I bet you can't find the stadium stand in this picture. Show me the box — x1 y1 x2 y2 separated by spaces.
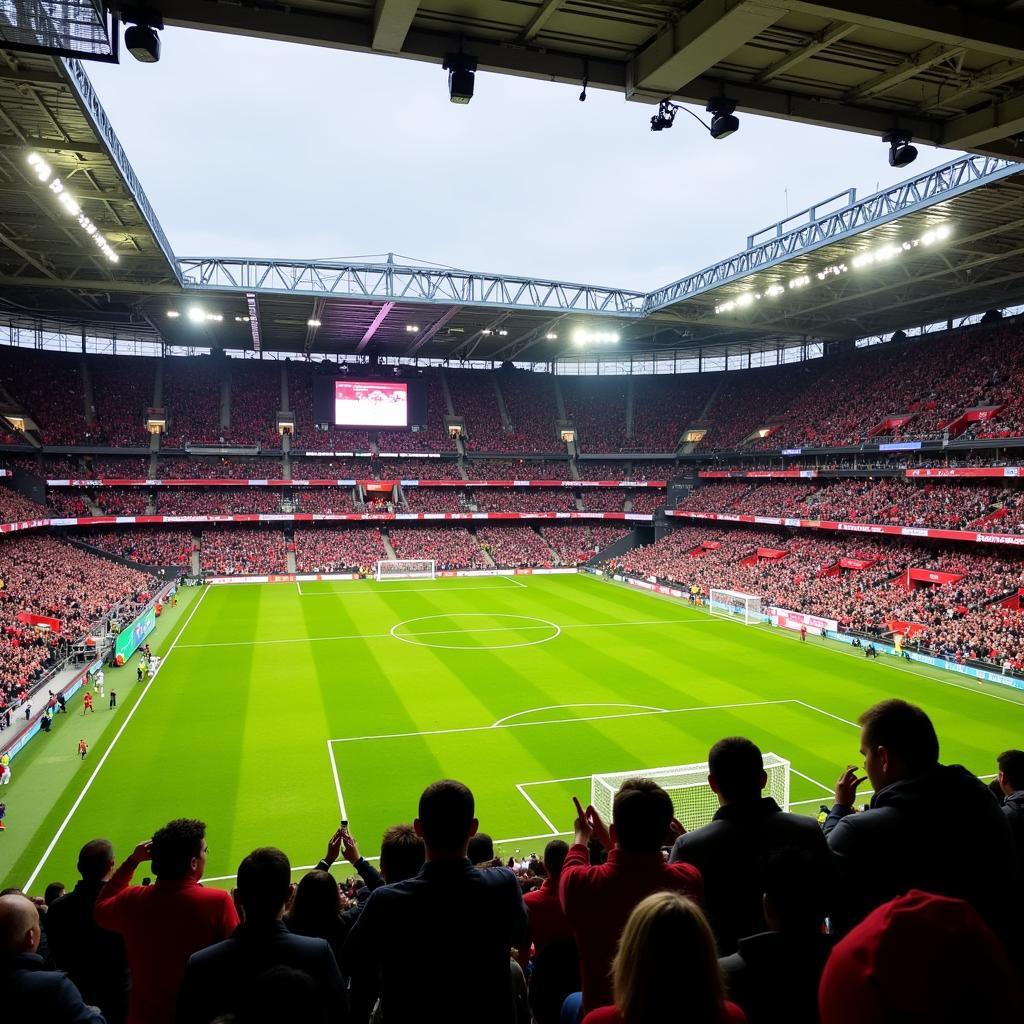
224 359 283 447
473 488 577 513
477 525 555 567
289 458 378 479
376 371 453 452
161 356 224 447
295 489 358 514
87 353 156 446
157 488 284 515
293 526 386 573
156 458 282 480
200 527 287 575
464 460 571 480
80 528 193 567
388 526 489 569
403 488 467 513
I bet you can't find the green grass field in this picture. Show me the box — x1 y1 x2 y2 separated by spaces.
5 572 1024 891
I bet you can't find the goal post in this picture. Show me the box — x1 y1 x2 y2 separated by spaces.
590 753 790 833
375 559 436 582
709 588 765 625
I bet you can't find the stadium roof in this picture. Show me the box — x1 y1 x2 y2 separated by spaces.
2 44 1024 364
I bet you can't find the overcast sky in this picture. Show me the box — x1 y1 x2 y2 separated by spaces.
88 28 963 292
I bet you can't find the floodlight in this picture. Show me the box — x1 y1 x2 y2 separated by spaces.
884 131 917 168
706 96 739 139
307 319 322 327
125 24 160 62
443 54 477 104
187 307 205 323
166 310 180 318
545 332 558 340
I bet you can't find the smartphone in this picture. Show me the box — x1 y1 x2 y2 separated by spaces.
340 819 349 832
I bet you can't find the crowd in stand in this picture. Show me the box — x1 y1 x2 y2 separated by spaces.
626 491 664 515
477 526 554 568
474 489 578 513
562 377 629 454
579 490 625 512
88 354 156 446
5 719 1021 1024
289 459 376 480
292 528 386 574
47 492 91 517
94 490 151 516
157 489 283 516
542 525 598 565
156 460 282 480
402 488 466 513
0 487 49 522
0 536 151 707
80 529 193 567
376 372 452 453
199 528 287 575
465 461 571 480
389 527 489 569
608 526 1024 669
295 490 358 515
161 358 225 447
631 374 718 452
222 361 283 447
679 478 1024 533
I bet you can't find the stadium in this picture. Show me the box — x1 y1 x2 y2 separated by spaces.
1 3 1024 1022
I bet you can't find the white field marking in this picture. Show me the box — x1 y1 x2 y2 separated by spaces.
201 829 579 884
788 772 998 809
790 767 835 795
518 774 592 788
390 613 562 651
791 700 860 730
296 580 304 596
500 575 529 589
24 586 212 893
515 784 560 834
328 699 794 744
327 741 347 820
175 615 722 651
492 703 669 728
295 582 528 597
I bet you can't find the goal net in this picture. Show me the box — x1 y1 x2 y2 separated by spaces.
375 559 436 582
590 753 790 833
709 588 764 625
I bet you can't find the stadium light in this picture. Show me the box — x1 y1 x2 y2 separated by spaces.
405 325 420 333
307 319 322 327
25 152 119 263
443 54 477 104
166 310 180 319
545 333 558 340
122 8 164 63
884 130 918 168
572 328 620 345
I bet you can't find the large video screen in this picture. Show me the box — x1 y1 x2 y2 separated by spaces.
312 376 427 431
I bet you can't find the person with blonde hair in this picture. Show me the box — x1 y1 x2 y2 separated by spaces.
582 892 746 1024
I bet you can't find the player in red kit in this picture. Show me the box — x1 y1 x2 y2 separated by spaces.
83 692 94 714
78 738 88 759
800 624 807 642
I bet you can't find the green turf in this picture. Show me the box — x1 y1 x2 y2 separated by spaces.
5 573 1024 891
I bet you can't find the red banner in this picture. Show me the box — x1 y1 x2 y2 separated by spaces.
839 557 877 570
908 568 965 585
905 467 1021 478
16 611 61 632
46 477 668 489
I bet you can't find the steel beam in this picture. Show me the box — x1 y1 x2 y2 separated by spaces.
843 42 963 102
942 91 1024 151
355 301 394 353
754 22 854 83
630 0 780 97
406 304 460 355
519 0 566 43
372 0 419 53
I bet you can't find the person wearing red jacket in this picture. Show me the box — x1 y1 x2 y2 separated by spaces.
518 839 573 967
94 818 239 1024
559 781 704 1018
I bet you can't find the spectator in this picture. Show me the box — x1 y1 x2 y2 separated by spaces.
343 779 527 1024
176 847 348 1024
0 891 105 1023
823 700 1019 941
818 890 1021 1024
669 737 831 953
519 839 573 967
468 832 497 865
996 748 1024 871
719 849 833 1024
46 839 130 1024
94 819 239 1024
560 780 704 1017
581 891 745 1024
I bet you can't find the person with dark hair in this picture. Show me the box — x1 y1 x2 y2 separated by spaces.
0 892 106 1024
996 748 1024 871
177 847 348 1024
818 890 1021 1024
718 848 834 1024
519 839 573 967
560 779 704 1017
823 699 1019 939
670 737 830 953
44 882 66 907
230 966 328 1024
47 839 131 1024
468 832 497 865
582 892 745 1024
94 819 239 1024
343 779 527 1024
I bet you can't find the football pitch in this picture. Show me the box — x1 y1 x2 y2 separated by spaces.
7 573 1024 891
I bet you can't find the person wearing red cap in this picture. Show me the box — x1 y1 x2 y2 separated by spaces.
818 890 1021 1024
823 699 1018 942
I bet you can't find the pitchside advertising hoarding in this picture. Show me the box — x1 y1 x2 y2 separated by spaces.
115 605 156 662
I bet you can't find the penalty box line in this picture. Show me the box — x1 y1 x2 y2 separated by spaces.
297 578 529 597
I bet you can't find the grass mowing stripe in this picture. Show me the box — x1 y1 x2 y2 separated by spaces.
23 586 211 892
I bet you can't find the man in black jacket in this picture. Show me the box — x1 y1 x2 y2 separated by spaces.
996 748 1024 871
668 736 831 954
0 892 105 1024
719 847 834 1024
176 847 348 1024
824 699 1019 942
46 839 130 1024
343 779 528 1024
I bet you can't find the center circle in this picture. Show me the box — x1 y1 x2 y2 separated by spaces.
389 613 562 651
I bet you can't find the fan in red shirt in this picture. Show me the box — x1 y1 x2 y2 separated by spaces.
582 890 745 1024
82 692 93 714
560 781 705 1016
94 819 239 1024
518 839 573 967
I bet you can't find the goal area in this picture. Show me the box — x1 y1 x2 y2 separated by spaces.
709 588 764 625
375 559 436 582
590 753 790 833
